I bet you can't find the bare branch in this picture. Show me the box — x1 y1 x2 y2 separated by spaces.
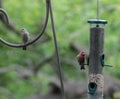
33 54 54 74
70 42 89 54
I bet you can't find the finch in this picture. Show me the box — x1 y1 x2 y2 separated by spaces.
77 51 85 70
21 28 29 50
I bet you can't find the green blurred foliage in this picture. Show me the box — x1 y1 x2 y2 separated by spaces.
0 0 120 98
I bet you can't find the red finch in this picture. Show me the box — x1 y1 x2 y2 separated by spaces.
77 51 85 70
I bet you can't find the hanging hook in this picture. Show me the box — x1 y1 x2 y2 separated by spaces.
0 8 9 24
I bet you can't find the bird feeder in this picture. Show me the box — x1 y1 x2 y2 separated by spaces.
87 19 107 99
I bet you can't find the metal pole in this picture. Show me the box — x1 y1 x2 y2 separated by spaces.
87 19 107 99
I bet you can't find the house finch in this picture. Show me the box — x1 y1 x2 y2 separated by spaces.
21 28 29 50
77 51 85 70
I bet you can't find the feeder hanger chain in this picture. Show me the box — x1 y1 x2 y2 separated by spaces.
97 0 100 20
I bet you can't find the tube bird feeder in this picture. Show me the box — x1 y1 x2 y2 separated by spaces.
87 19 107 99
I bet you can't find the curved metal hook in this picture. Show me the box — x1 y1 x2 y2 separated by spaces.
0 1 66 99
0 8 9 24
0 0 50 48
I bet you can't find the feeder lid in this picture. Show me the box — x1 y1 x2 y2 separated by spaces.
88 19 108 24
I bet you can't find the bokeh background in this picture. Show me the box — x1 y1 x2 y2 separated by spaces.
0 0 120 99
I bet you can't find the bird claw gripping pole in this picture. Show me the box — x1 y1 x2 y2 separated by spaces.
0 0 66 99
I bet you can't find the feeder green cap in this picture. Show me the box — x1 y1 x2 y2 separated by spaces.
88 19 108 24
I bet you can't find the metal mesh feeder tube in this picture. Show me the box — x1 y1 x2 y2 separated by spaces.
87 19 107 99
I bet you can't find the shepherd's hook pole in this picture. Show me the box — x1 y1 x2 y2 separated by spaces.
0 0 66 99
